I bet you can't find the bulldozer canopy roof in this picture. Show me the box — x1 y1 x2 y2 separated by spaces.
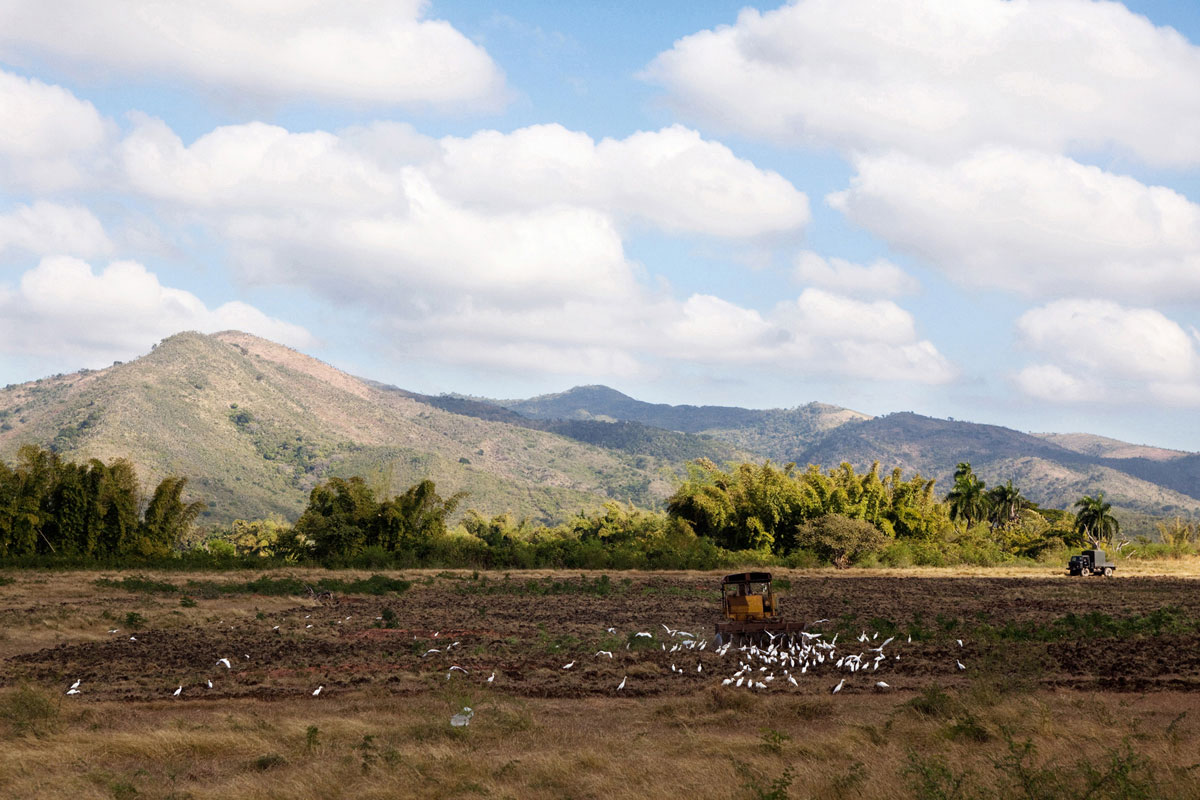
722 571 772 585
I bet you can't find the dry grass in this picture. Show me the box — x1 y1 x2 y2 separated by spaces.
1 686 1198 799
6 566 1200 798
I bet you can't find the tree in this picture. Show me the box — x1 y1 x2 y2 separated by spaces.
1074 493 1120 548
987 480 1027 531
795 513 888 569
294 477 378 558
139 476 206 555
945 462 989 532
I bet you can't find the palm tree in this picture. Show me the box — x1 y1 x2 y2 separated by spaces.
1074 492 1119 548
946 462 989 532
987 480 1026 530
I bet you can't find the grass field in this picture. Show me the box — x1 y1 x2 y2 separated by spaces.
4 564 1200 799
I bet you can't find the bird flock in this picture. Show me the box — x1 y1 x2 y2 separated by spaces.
62 610 969 703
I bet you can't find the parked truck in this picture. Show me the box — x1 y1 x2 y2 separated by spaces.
1068 549 1116 577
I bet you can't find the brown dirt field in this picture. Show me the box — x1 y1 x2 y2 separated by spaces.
5 567 1200 799
5 569 1200 701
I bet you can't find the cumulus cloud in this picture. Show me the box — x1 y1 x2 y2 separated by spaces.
110 117 810 308
828 148 1200 303
0 69 110 189
644 0 1200 166
1015 299 1200 404
0 0 507 111
0 257 314 365
433 124 810 236
121 117 808 238
793 251 918 297
386 287 954 383
0 202 112 258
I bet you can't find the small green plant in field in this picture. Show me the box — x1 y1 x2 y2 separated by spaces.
0 576 13 587
109 781 138 800
903 751 972 800
179 596 197 608
907 685 957 720
759 726 791 754
253 753 286 771
304 725 320 752
831 761 867 797
123 611 146 628
947 712 991 743
734 760 793 800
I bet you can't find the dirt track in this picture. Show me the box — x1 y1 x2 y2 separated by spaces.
6 571 1200 701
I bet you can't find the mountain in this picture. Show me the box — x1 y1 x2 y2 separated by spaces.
791 413 1200 516
3 332 1197 531
501 385 871 458
0 332 733 525
494 390 1200 520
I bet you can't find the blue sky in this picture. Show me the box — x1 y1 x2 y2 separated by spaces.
1 0 1199 450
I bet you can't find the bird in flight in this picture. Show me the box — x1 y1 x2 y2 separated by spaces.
217 658 231 669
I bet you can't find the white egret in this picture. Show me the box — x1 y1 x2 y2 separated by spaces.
832 679 845 694
312 685 323 696
617 676 626 691
217 658 231 669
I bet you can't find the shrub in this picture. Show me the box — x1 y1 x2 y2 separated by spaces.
795 514 889 569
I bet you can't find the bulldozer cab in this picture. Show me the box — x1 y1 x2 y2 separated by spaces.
721 572 778 622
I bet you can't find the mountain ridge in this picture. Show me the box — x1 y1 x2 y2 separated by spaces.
2 331 1197 528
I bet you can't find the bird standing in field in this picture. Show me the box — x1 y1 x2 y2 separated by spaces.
173 685 182 697
487 671 496 684
312 685 323 696
832 678 845 694
562 661 575 670
617 676 626 691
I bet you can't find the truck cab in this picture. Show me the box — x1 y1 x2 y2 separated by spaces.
721 572 778 622
1068 549 1115 577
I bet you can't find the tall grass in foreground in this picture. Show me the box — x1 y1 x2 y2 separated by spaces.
0 681 1196 800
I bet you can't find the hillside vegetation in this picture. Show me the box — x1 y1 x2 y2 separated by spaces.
2 331 1198 531
0 333 707 524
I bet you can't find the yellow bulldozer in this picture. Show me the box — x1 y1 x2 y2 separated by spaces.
714 571 805 646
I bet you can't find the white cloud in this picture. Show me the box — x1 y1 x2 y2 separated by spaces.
0 0 507 111
1014 364 1096 404
0 257 314 365
644 0 1200 166
0 202 112 258
386 287 954 384
122 119 809 239
113 118 809 307
1015 299 1200 405
0 69 110 189
793 251 917 297
120 117 406 210
433 124 810 236
828 148 1200 303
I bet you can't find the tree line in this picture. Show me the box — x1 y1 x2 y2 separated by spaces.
0 445 204 559
0 446 1147 569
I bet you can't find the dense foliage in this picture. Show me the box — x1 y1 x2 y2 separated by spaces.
0 447 1166 570
0 445 203 558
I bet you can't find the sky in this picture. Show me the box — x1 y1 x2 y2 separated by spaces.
1 0 1200 450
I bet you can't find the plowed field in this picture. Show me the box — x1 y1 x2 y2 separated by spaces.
6 570 1200 701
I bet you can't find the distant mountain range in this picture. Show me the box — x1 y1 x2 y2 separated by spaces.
1 331 1197 530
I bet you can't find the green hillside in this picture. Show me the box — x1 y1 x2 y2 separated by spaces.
0 332 718 525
